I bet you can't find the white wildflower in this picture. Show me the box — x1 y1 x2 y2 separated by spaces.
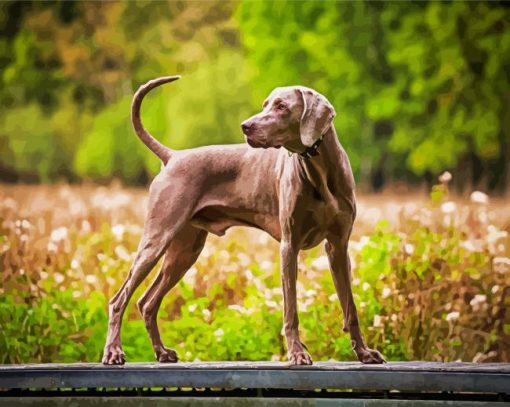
470 191 489 205
441 201 456 214
487 226 508 244
265 300 278 308
470 294 486 307
493 257 510 273
404 243 415 255
350 236 370 252
81 220 91 233
50 227 68 242
201 245 211 258
382 287 391 299
183 267 197 285
311 256 329 270
202 309 211 320
305 289 316 298
85 275 97 284
446 311 459 321
245 269 254 281
229 304 248 313
258 233 270 245
438 171 452 183
373 315 382 327
54 273 65 284
459 240 483 252
91 191 130 210
115 245 132 262
111 224 125 241
214 328 224 338
237 253 251 267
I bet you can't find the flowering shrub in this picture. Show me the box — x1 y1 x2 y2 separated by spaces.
0 179 508 363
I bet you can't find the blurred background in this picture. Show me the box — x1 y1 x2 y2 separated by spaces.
0 1 509 364
1 1 509 191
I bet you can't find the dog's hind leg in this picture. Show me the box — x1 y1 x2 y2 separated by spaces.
137 224 207 362
102 178 195 365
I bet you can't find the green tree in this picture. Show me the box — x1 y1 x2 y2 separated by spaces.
236 1 510 191
0 1 509 191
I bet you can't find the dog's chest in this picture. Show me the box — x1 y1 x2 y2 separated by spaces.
289 196 332 249
289 180 353 249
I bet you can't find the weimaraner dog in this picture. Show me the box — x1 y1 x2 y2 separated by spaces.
102 75 385 366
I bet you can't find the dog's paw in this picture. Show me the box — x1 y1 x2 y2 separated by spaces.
288 351 313 366
102 345 126 365
157 347 178 363
356 347 386 364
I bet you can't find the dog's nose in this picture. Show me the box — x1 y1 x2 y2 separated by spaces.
241 122 252 134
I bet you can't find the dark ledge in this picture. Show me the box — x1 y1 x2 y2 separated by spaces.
0 361 509 394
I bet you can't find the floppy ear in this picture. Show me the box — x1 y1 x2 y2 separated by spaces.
298 88 336 147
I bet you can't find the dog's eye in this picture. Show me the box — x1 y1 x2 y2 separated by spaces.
277 104 287 111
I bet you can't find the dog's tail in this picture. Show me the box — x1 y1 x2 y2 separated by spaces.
131 75 181 164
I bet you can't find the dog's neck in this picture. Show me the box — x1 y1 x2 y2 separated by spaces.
294 137 325 159
283 129 328 159
295 127 356 216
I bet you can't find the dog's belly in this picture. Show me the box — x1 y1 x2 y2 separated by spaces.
300 228 328 250
190 205 331 250
190 205 282 241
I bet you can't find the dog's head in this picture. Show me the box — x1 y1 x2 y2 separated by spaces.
241 86 336 152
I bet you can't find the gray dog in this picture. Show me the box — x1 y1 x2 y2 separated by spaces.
102 75 385 366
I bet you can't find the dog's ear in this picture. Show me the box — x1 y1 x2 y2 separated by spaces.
297 88 336 147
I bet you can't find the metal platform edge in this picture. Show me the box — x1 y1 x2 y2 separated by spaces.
0 397 509 406
0 362 509 394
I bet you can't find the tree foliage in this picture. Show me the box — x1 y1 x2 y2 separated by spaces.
0 1 509 191
237 1 510 191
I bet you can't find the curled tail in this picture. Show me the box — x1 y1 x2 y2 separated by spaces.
131 75 181 164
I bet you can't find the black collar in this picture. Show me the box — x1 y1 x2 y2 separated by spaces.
300 135 324 159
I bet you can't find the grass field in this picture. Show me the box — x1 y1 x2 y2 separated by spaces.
1 181 509 364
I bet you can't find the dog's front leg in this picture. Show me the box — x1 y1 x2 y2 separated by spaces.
325 235 385 364
280 240 312 365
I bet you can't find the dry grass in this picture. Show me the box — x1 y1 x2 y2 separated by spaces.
1 181 509 363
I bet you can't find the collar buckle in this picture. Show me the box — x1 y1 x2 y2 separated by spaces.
300 135 324 159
